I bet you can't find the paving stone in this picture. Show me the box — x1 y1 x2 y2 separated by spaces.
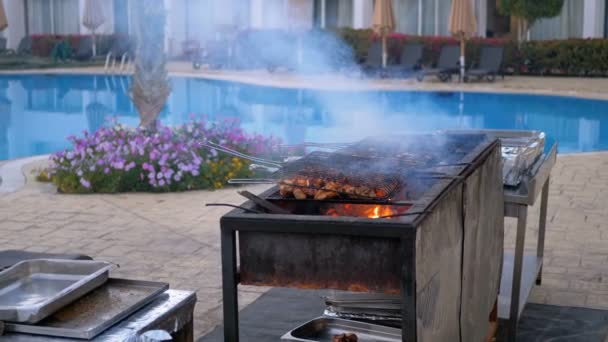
546 290 588 307
1 152 607 337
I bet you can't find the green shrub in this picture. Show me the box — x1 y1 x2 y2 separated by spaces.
47 119 281 194
332 29 608 76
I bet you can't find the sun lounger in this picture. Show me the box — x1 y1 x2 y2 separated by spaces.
16 36 32 55
384 42 424 78
73 36 94 61
416 44 460 82
361 41 384 77
466 46 504 82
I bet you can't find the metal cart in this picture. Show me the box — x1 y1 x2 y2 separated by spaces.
499 142 557 342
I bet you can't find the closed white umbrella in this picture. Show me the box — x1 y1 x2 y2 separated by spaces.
449 0 477 82
372 0 396 68
0 0 8 32
82 0 106 56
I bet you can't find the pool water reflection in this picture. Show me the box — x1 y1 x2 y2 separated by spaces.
1 74 608 161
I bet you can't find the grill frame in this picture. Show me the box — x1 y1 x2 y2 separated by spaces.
220 133 504 342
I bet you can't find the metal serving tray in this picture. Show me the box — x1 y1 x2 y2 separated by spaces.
3 278 169 340
281 317 402 342
0 259 111 324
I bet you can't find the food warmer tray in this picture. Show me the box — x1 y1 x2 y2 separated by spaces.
0 259 112 324
281 317 401 342
3 278 169 340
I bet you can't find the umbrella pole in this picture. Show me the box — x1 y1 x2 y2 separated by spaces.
459 34 465 82
382 34 387 68
92 31 97 57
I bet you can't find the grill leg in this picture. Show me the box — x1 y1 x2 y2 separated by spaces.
536 177 550 285
221 228 239 342
401 239 416 342
507 206 528 342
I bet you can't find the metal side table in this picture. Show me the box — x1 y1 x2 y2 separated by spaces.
499 143 557 342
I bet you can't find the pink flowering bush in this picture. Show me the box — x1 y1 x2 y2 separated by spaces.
48 118 280 193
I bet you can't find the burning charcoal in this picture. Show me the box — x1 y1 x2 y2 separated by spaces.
332 333 358 342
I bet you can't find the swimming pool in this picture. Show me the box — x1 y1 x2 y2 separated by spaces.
1 74 607 161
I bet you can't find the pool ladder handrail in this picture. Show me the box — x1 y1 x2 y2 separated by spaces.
104 52 134 75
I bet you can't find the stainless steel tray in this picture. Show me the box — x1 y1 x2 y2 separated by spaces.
4 278 169 340
0 259 111 324
281 317 402 342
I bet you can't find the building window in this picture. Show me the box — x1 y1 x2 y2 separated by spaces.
530 0 583 40
605 0 608 38
393 0 452 36
314 0 352 29
27 0 80 35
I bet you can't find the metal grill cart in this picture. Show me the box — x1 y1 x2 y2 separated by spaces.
450 129 557 342
500 142 557 342
220 133 505 342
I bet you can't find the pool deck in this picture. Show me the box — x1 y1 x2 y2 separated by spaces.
3 61 608 100
0 67 608 338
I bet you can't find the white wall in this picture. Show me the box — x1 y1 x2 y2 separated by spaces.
352 0 372 29
583 0 606 38
4 0 26 49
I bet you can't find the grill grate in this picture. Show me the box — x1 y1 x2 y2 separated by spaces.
275 151 405 201
272 134 486 202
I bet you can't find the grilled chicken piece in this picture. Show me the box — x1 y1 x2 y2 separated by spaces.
342 184 356 196
375 188 387 198
279 183 294 197
354 186 375 198
293 188 307 199
314 190 338 200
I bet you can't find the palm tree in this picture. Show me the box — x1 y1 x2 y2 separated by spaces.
130 0 171 129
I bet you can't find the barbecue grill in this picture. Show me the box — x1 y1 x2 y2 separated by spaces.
220 132 505 342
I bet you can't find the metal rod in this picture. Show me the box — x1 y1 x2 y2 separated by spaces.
202 143 282 168
221 227 239 342
205 203 263 214
279 142 353 149
378 211 429 219
536 176 550 285
237 191 292 214
204 141 283 168
508 205 528 342
228 179 277 184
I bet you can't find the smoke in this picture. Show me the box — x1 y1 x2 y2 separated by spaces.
180 1 463 146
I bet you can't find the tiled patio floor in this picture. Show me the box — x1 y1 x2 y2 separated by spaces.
0 152 607 338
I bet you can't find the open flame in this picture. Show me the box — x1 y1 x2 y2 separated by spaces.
323 203 410 219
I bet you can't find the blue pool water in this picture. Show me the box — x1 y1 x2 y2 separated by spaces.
1 74 608 161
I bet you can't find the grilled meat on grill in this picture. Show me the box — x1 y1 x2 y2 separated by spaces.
333 333 358 342
279 175 392 200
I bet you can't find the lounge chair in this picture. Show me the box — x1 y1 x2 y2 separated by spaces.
16 36 32 55
416 45 460 82
0 37 10 54
110 37 133 58
384 42 424 78
466 46 504 82
73 36 94 61
361 41 384 77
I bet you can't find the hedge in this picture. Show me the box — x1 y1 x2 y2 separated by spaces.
30 34 125 57
335 28 608 77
